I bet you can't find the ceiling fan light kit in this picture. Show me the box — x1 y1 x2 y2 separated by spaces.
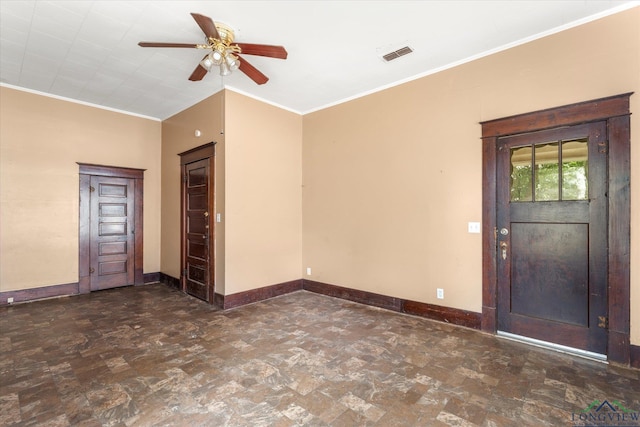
199 48 240 76
138 12 287 85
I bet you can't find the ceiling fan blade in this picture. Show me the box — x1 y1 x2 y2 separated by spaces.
138 42 199 48
191 12 220 40
234 43 288 59
189 57 209 81
237 55 269 85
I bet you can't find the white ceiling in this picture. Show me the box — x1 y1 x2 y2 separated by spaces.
1 1 638 120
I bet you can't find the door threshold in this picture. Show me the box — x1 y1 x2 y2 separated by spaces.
497 331 607 363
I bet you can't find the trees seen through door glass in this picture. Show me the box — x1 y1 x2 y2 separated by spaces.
510 138 588 202
535 143 560 201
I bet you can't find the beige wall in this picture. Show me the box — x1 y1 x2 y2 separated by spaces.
160 91 226 292
1 7 637 348
0 87 162 291
302 8 640 344
223 90 303 294
160 90 302 296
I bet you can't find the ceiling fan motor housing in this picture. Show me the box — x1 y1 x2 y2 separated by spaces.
212 23 235 45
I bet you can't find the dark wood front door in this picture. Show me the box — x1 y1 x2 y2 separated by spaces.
181 149 215 303
89 176 136 290
496 122 608 355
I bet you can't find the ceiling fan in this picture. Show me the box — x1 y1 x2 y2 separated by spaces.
138 13 287 85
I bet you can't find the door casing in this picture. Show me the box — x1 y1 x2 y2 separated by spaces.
78 163 145 293
480 93 632 365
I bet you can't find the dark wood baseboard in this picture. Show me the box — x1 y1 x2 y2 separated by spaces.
220 279 303 309
303 279 403 312
1 272 164 306
159 272 180 290
0 282 79 305
143 272 161 283
404 300 482 329
303 279 482 330
164 277 481 331
631 344 640 369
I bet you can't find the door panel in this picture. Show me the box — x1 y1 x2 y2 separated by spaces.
89 176 135 291
183 158 213 302
510 222 588 326
496 122 607 354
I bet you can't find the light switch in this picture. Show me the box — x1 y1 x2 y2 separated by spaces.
468 222 481 233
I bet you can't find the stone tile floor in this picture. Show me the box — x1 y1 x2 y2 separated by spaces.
0 284 638 426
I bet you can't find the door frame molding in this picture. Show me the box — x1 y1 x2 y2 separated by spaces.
78 163 145 293
479 93 632 364
179 142 216 303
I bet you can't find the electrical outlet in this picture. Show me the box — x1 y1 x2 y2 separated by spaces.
436 288 444 299
306 267 312 276
7 297 14 304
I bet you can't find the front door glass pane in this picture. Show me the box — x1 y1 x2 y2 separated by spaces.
510 146 532 202
535 142 559 201
561 139 588 200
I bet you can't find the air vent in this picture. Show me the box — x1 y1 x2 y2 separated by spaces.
381 46 414 62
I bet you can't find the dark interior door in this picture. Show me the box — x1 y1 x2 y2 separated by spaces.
89 176 135 291
182 158 213 302
496 122 607 355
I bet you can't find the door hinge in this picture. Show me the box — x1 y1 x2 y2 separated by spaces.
183 175 187 183
89 186 95 192
183 268 187 277
597 141 607 154
598 315 608 328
